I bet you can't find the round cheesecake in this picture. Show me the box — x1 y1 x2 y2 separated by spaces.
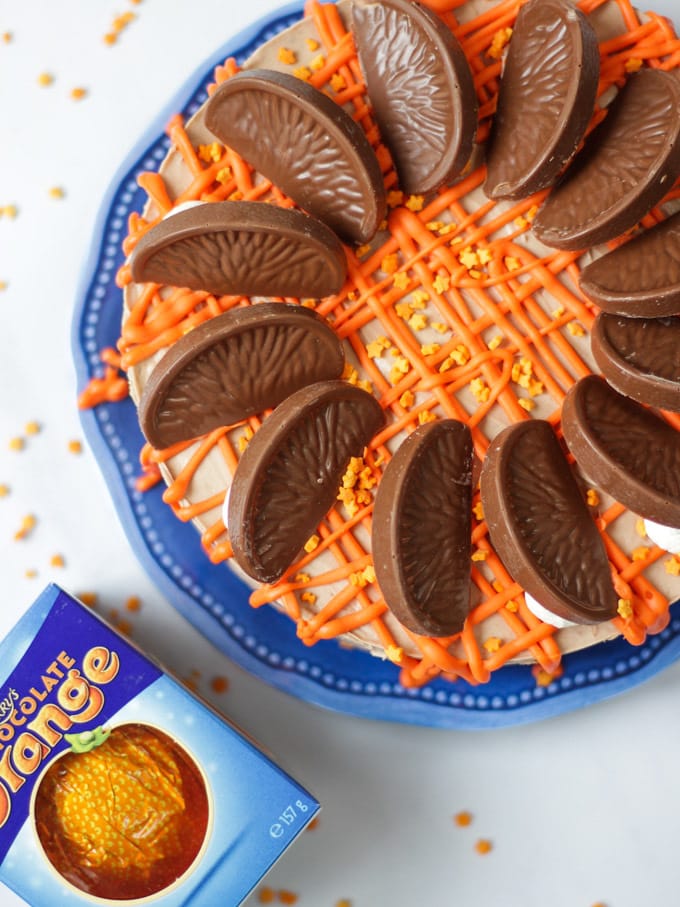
120 0 680 685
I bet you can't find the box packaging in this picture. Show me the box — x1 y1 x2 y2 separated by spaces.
0 584 319 906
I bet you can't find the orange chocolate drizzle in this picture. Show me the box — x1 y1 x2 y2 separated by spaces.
82 0 680 688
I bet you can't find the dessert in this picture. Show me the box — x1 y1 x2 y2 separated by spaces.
371 419 474 636
591 312 680 411
227 379 385 583
484 0 600 200
533 67 680 249
562 375 680 528
139 303 346 448
129 200 348 298
204 68 387 243
83 0 680 689
351 0 478 194
480 418 619 626
579 210 680 317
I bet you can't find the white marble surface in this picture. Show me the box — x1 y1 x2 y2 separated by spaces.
0 2 679 905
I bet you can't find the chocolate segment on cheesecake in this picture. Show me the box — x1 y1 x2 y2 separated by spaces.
562 375 680 527
139 304 346 448
480 419 618 625
579 211 680 317
351 0 478 195
484 0 599 200
227 380 385 584
371 420 473 637
533 69 680 250
129 201 348 298
591 313 680 412
204 69 387 244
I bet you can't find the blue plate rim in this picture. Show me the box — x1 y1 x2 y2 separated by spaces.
71 0 680 730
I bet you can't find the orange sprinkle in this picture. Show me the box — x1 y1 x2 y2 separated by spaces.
475 839 493 854
617 598 634 620
210 675 229 694
49 554 65 568
277 46 297 64
664 556 680 576
70 86 87 100
77 592 98 607
294 66 312 81
586 489 600 507
454 810 473 827
532 662 564 687
14 514 36 541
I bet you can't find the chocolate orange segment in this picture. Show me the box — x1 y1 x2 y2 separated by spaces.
562 374 680 527
533 69 680 250
34 724 209 901
228 380 385 583
204 69 386 244
480 420 618 624
129 200 347 298
484 0 599 200
351 0 477 195
579 211 680 317
591 313 680 412
139 304 345 449
371 420 473 637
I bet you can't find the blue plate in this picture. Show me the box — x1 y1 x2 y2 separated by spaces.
72 1 680 729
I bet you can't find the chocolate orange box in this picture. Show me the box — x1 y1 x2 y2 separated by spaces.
0 584 319 906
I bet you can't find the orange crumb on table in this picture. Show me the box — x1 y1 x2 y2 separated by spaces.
454 811 473 827
37 72 54 86
2 32 12 43
0 281 8 291
336 900 353 907
258 888 275 904
14 514 36 541
2 204 18 218
77 592 98 607
277 892 299 905
24 420 41 435
48 186 65 199
306 816 320 831
125 595 141 612
49 554 65 568
475 838 493 855
68 439 83 454
70 86 87 100
24 569 38 579
0 484 9 497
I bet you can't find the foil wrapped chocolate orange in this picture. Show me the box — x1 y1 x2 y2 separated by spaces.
33 723 210 901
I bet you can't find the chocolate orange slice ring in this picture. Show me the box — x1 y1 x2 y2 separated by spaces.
128 200 348 299
204 69 387 245
480 419 619 626
139 304 346 449
371 420 473 637
484 0 599 200
227 380 385 584
351 0 478 195
579 211 680 318
533 69 680 250
591 313 680 413
562 375 680 531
